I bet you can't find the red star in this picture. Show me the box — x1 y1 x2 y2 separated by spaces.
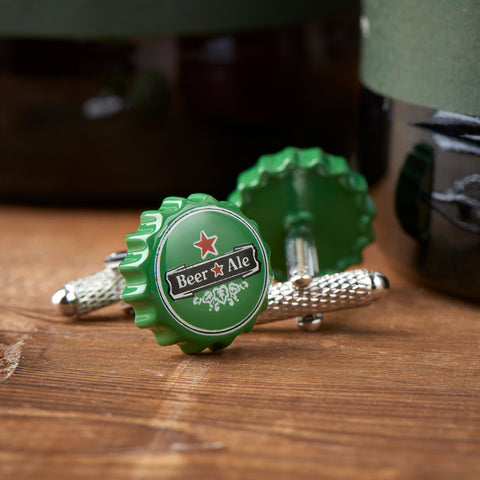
211 262 224 277
193 230 218 259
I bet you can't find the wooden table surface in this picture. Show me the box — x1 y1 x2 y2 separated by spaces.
0 204 479 480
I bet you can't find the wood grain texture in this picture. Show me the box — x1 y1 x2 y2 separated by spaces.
0 204 479 480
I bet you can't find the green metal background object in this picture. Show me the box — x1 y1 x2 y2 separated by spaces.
228 146 376 281
360 0 480 116
119 193 271 354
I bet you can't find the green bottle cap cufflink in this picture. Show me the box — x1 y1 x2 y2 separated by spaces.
52 147 389 354
228 146 376 281
120 194 271 354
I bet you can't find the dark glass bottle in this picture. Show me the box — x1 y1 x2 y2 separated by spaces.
0 15 360 207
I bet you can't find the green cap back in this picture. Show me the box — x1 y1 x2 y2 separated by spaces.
228 147 376 281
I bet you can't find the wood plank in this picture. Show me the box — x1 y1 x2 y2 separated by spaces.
0 205 479 479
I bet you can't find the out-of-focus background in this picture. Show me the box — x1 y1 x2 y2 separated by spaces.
0 0 361 207
1 0 479 299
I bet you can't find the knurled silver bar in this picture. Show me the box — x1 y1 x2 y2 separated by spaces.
52 267 126 316
52 267 387 319
256 269 385 324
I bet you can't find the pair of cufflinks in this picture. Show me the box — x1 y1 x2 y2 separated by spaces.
52 147 389 354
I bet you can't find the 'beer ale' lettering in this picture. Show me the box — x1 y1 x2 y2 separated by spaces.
166 244 261 300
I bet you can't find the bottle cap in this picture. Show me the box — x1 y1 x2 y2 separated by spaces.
119 193 271 353
228 146 376 281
